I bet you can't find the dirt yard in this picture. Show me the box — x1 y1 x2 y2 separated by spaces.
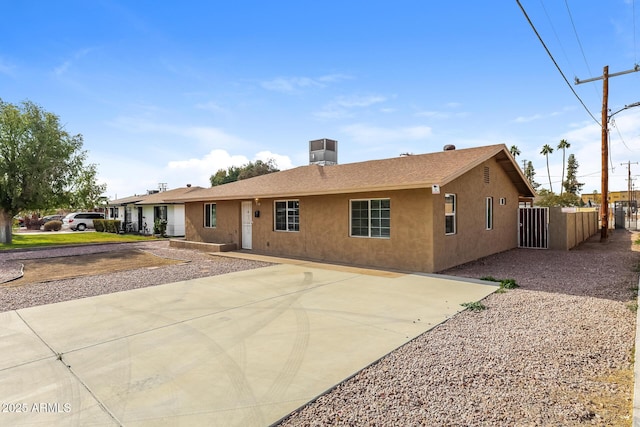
6 249 184 286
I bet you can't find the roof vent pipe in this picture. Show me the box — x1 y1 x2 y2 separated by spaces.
443 144 456 151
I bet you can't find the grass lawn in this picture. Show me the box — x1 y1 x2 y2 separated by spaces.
1 231 158 250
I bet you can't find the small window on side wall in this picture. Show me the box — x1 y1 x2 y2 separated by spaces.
445 193 456 235
486 197 493 230
204 203 216 228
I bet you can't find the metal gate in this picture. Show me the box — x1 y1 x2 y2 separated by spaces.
518 207 548 249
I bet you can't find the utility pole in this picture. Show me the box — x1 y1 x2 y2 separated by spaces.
622 161 638 228
575 64 640 242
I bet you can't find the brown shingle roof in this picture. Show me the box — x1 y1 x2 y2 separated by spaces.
109 186 204 206
168 144 535 202
135 186 204 205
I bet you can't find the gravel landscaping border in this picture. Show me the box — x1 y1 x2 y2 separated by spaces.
276 230 639 426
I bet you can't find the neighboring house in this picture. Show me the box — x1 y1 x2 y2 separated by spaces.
168 144 536 273
107 185 203 236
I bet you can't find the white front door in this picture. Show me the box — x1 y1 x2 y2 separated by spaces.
241 201 253 249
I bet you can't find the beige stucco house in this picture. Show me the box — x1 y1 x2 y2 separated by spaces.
168 144 535 273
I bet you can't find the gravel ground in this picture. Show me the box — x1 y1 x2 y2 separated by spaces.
1 232 638 426
277 230 639 427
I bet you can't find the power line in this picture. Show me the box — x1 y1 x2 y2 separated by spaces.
515 0 601 126
634 0 638 65
539 0 573 68
610 117 638 152
563 0 600 101
564 0 594 79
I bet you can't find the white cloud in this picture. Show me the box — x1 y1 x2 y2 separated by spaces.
513 114 543 123
97 148 295 199
52 48 94 77
261 76 321 93
334 95 386 108
254 151 294 169
107 116 250 150
261 73 351 93
0 57 15 76
315 95 387 119
414 102 468 120
513 107 574 123
529 110 640 194
165 149 294 190
414 110 469 120
341 123 432 143
195 101 227 114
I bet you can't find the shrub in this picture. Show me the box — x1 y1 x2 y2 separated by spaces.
154 219 168 237
24 214 43 230
461 301 487 311
98 220 122 234
43 220 62 231
93 219 105 232
499 279 519 289
480 276 519 291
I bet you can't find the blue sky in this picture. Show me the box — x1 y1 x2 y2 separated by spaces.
1 1 639 199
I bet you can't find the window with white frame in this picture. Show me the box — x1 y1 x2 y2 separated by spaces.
109 207 119 219
350 199 390 238
445 193 456 235
204 203 216 228
485 197 493 230
154 205 167 221
275 200 299 231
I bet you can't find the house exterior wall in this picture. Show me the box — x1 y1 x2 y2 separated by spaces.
185 189 435 272
182 158 526 273
185 200 242 244
431 158 522 272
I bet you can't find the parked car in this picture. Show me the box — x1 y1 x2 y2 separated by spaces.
62 212 105 231
42 214 64 224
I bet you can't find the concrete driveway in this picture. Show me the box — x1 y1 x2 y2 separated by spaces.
0 257 496 426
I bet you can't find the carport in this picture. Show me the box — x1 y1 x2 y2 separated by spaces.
0 257 496 426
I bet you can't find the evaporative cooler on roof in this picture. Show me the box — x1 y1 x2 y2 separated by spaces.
309 138 338 165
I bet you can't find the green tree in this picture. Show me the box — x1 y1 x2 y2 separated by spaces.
210 159 279 186
210 165 242 186
0 99 103 244
540 144 554 193
509 145 521 158
563 154 583 195
557 139 570 195
534 188 581 207
524 160 540 190
67 166 107 210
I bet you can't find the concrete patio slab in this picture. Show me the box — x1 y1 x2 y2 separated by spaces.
0 262 497 426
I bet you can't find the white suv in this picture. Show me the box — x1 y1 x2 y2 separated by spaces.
62 212 105 231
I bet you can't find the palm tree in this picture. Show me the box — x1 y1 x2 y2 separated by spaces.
509 145 521 158
557 139 570 195
540 144 554 193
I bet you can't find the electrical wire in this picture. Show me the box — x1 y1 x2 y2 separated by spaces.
539 0 573 69
564 0 594 80
610 117 637 152
634 0 637 65
515 0 601 126
563 0 601 101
